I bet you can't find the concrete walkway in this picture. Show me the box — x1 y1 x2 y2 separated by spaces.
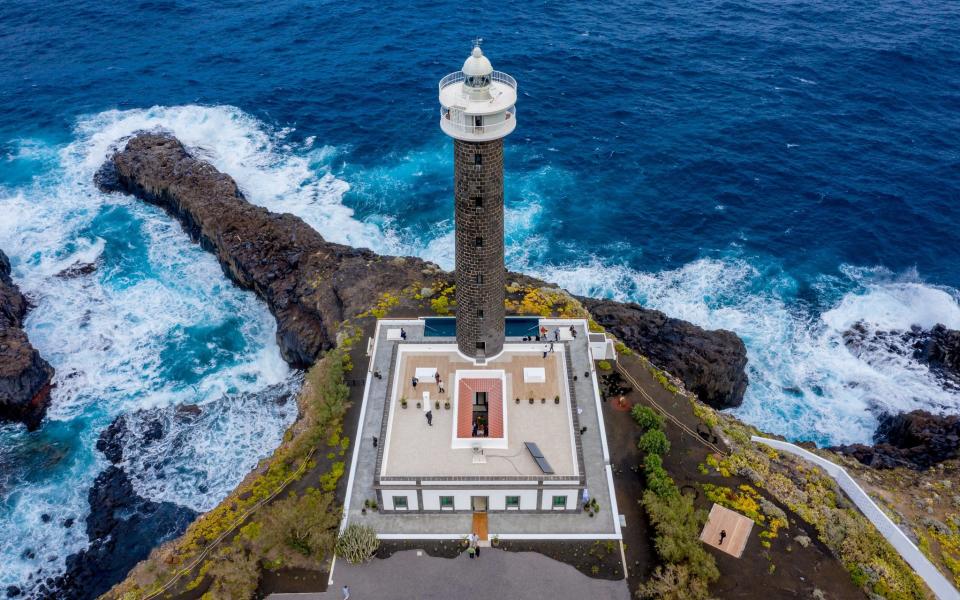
267 548 630 600
752 436 960 600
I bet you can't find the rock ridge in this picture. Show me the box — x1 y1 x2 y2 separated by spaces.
0 249 55 430
99 132 752 410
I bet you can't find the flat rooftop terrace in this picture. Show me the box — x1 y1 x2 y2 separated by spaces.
379 344 579 478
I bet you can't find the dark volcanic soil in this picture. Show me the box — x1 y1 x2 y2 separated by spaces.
611 353 865 599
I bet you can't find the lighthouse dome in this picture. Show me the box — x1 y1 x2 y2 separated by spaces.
462 46 493 79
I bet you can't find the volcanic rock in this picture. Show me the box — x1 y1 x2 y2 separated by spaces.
55 466 197 600
582 298 749 408
843 320 960 390
100 133 433 367
832 410 960 470
0 249 55 429
98 133 751 406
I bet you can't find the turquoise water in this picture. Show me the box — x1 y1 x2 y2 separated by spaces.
2 0 960 594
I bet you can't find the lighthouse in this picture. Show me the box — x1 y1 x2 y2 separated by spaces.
439 44 518 360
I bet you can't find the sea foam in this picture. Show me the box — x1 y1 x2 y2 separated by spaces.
78 105 960 447
0 107 297 593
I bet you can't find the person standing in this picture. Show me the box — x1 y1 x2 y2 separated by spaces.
548 341 554 353
425 410 433 426
554 328 560 342
412 376 418 389
569 325 577 339
439 381 445 394
719 529 727 545
342 585 350 599
435 371 441 385
400 327 407 340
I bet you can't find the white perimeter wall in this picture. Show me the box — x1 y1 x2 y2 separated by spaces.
380 488 579 511
381 488 420 511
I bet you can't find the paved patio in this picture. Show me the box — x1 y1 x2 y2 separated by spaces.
343 319 619 538
267 549 630 600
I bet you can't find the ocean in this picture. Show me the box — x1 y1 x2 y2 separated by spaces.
1 0 959 594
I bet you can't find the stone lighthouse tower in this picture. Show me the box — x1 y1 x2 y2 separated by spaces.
439 44 517 360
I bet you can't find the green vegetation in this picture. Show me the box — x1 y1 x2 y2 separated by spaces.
638 428 670 456
630 405 664 430
597 360 612 371
503 283 587 318
632 399 717 598
695 402 928 598
336 523 380 564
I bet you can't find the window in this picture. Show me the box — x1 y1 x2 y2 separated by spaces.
476 341 485 351
473 118 483 130
478 309 484 319
552 495 567 510
474 196 483 208
475 236 483 247
506 496 520 510
475 273 483 284
393 496 408 510
440 496 454 510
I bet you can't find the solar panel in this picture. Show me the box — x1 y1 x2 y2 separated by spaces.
524 441 554 474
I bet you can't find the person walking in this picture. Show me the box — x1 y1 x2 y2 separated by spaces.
540 325 548 338
400 327 407 340
474 536 481 558
719 529 727 545
412 376 418 389
434 371 441 385
425 410 433 426
548 341 554 353
569 325 577 339
543 346 548 359
554 328 560 342
342 585 350 599
439 381 445 394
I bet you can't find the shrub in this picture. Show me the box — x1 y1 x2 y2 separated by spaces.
630 405 664 431
597 360 612 371
643 453 676 499
202 543 260 600
638 429 671 456
258 488 338 564
643 490 718 583
336 523 380 564
637 563 711 600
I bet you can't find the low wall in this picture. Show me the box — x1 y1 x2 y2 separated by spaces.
751 436 960 600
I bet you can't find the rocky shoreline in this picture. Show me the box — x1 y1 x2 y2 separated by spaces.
98 132 751 409
0 249 54 430
40 413 200 599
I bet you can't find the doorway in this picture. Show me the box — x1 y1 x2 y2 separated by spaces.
471 496 488 512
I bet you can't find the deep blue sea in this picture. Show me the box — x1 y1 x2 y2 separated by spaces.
2 0 960 593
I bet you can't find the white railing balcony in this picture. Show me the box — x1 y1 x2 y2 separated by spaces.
438 70 518 94
439 105 516 140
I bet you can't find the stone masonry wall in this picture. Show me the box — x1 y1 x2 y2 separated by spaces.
454 138 505 359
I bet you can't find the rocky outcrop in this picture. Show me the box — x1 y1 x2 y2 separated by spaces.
99 133 434 367
582 298 749 408
0 250 54 430
98 132 750 405
50 414 199 599
53 466 198 600
843 320 960 390
832 410 960 470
